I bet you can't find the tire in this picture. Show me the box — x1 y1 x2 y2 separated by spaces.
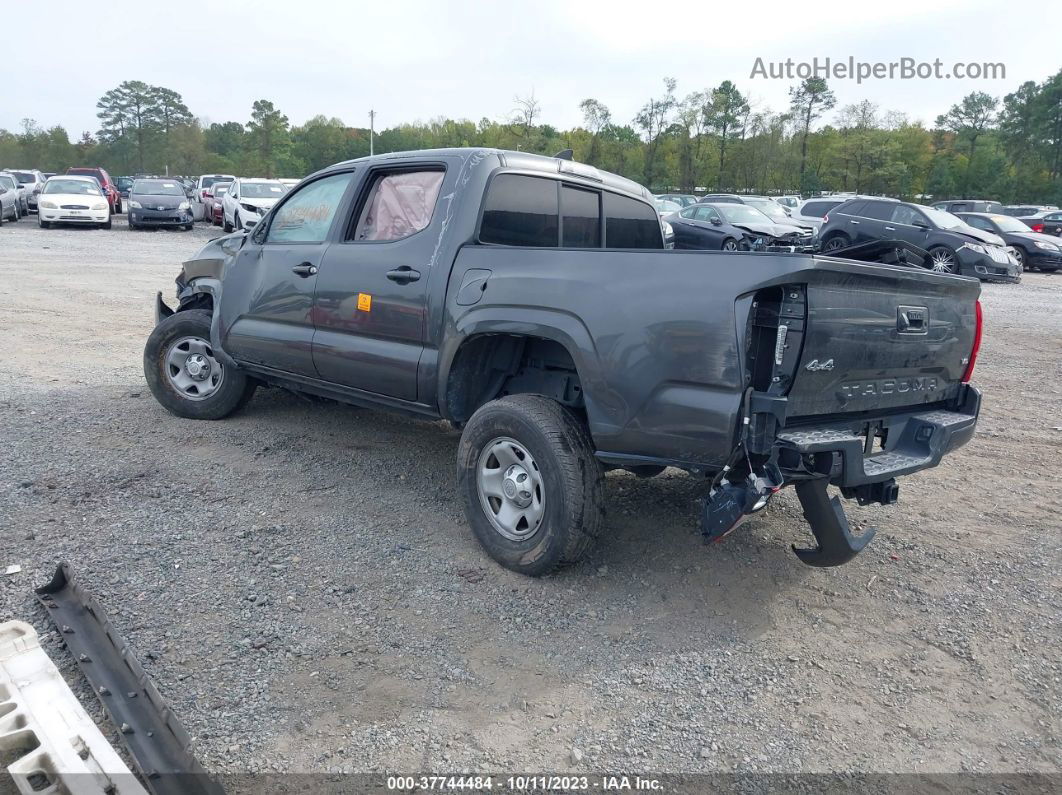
116 199 122 214
37 216 49 229
926 246 959 274
143 309 257 420
101 215 112 230
457 394 605 576
223 212 233 233
234 211 242 232
11 203 19 221
1012 247 1027 270
821 234 849 252
721 238 738 252
128 219 137 230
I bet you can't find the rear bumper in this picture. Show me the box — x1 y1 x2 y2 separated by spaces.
774 385 981 487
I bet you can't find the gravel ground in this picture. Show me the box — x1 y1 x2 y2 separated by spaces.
0 215 1060 786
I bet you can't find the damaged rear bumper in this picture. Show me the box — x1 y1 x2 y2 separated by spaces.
702 385 981 567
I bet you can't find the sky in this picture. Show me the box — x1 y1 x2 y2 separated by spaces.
4 0 1058 137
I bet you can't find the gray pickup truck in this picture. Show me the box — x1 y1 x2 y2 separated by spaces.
145 148 983 576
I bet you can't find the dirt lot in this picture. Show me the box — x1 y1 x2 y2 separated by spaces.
0 216 1060 784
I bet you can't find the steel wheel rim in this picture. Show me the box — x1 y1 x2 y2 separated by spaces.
164 335 225 400
929 249 956 273
476 436 545 542
723 240 737 251
1013 248 1024 267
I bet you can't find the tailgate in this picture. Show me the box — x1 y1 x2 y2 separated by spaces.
782 264 980 418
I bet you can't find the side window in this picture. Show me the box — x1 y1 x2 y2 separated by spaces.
266 172 354 244
604 192 662 249
962 215 991 232
861 202 895 221
480 174 559 247
840 200 866 217
679 206 698 219
891 205 924 226
352 169 444 242
703 207 721 223
802 200 837 217
561 185 600 248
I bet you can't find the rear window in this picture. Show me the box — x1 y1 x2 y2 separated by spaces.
604 192 662 249
480 174 559 247
837 200 866 216
800 200 841 217
561 185 601 248
10 171 35 183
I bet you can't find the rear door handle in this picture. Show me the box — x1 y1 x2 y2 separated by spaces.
386 266 421 284
292 263 317 277
849 220 860 225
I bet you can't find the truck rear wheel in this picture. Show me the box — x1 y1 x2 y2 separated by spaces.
143 309 256 420
457 394 604 576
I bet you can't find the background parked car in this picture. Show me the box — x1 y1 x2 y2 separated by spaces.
37 175 112 229
957 212 1062 272
0 173 21 224
653 197 682 217
5 169 45 212
742 196 815 231
670 202 812 250
66 167 122 214
222 178 287 231
0 172 26 218
193 174 235 221
1001 204 1057 217
210 182 231 225
932 199 1003 214
790 197 851 232
774 195 801 210
115 176 135 198
695 193 743 204
654 193 697 208
1015 209 1062 236
818 198 1019 281
127 178 195 231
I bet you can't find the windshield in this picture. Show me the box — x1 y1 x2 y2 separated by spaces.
43 179 103 195
201 176 231 189
745 199 789 221
10 171 36 183
719 204 774 225
921 206 965 230
0 176 15 190
988 215 1032 233
241 182 286 199
132 180 185 196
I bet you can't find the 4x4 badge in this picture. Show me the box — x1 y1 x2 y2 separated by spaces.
805 358 835 372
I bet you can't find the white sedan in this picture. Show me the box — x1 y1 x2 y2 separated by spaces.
37 176 112 229
222 179 288 232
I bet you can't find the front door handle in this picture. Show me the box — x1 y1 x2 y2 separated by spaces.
884 225 896 231
386 266 421 284
292 263 317 277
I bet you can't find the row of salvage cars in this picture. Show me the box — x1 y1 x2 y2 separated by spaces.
652 193 1053 282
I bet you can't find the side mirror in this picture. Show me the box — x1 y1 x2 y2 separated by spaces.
912 221 930 229
245 218 258 228
710 217 722 226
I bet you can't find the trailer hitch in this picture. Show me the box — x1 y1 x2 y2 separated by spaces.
792 478 876 567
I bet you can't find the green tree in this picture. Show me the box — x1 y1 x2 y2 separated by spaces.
245 99 291 177
96 80 157 171
935 91 998 192
708 81 749 190
789 77 836 192
634 78 677 188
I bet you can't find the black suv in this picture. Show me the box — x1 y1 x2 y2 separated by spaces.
818 198 1020 282
932 199 1003 214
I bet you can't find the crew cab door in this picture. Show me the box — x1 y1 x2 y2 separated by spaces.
217 171 356 376
311 164 449 402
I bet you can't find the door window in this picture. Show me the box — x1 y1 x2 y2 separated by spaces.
861 202 895 221
603 192 662 248
561 185 601 248
961 215 993 232
265 172 353 243
891 205 925 226
479 174 560 247
352 169 444 242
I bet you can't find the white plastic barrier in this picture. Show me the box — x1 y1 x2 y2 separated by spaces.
0 620 147 795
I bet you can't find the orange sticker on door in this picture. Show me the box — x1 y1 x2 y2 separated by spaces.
357 293 372 312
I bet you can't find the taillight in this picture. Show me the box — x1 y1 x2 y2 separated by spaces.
1032 223 1044 233
961 300 983 383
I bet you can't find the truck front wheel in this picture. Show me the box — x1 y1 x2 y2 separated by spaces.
143 309 256 420
458 394 605 576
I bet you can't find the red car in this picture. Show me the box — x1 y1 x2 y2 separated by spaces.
210 182 231 225
66 167 122 214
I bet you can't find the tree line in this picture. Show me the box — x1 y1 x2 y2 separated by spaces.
1 70 1060 203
